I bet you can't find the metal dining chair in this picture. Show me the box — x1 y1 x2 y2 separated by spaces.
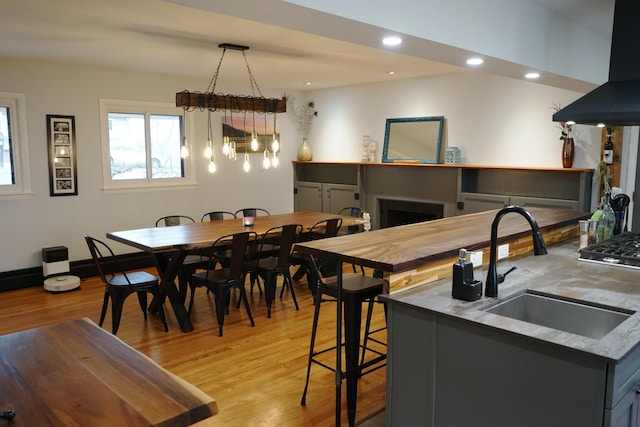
234 208 270 217
290 217 343 282
338 207 363 235
245 223 303 318
155 215 209 302
188 231 257 337
84 235 168 335
201 211 237 222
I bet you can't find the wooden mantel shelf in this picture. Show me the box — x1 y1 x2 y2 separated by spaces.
292 161 593 173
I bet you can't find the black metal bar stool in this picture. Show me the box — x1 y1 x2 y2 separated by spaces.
300 255 387 426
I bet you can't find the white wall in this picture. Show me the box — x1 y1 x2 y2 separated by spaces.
0 58 297 271
0 58 601 273
308 72 601 168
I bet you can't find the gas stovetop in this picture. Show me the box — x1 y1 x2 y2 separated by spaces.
579 232 640 269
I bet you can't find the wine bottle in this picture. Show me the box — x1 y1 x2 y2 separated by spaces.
604 134 614 165
597 192 616 242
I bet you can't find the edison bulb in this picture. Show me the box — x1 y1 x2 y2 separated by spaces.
243 153 251 172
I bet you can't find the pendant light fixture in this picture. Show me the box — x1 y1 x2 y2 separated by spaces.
176 43 285 173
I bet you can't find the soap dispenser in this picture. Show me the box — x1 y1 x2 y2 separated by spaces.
452 249 483 301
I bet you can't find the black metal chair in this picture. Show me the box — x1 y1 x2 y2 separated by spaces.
300 255 387 407
290 217 342 281
338 207 363 235
201 211 237 222
155 215 209 302
245 223 303 318
155 215 197 227
188 231 257 337
234 208 270 218
339 207 366 273
84 235 168 335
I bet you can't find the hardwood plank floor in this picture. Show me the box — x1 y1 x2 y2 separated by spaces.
0 270 387 426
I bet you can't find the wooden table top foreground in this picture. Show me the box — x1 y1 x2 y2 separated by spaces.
295 207 590 273
0 318 217 427
107 211 365 253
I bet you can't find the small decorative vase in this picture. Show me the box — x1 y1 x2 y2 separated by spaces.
561 136 574 168
297 137 313 161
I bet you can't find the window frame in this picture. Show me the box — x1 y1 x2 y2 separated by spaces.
99 99 196 192
0 92 32 197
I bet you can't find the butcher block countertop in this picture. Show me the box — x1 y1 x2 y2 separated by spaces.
295 208 589 288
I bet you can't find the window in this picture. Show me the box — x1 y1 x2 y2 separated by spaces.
0 92 31 196
100 99 195 190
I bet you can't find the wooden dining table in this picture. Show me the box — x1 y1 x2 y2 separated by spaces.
107 211 366 333
0 318 217 426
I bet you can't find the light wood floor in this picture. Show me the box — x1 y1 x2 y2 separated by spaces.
0 270 387 426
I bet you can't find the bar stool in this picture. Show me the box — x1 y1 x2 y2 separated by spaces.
300 255 387 424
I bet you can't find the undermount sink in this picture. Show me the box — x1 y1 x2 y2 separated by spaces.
483 290 634 340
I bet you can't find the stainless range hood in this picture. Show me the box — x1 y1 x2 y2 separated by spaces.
553 0 640 126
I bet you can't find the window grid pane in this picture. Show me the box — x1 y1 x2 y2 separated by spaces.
0 107 15 186
108 112 147 180
150 114 183 178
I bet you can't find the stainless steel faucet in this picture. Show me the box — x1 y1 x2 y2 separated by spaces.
485 206 548 297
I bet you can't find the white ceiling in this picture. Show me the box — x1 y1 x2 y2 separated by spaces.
0 0 615 93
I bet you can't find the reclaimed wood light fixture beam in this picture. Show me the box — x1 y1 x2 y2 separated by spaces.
175 43 286 114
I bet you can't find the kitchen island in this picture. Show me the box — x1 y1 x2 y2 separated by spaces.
381 240 640 427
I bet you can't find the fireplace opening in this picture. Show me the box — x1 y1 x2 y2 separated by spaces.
379 199 444 228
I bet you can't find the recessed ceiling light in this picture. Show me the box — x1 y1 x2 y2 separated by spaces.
597 123 606 128
466 57 484 66
304 82 312 86
382 36 402 46
566 120 576 125
387 71 395 75
525 72 540 79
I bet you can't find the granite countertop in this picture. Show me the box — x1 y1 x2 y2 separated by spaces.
381 240 640 362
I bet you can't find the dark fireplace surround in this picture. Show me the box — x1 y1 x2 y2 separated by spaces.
378 198 444 228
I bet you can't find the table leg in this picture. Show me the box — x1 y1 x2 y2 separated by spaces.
152 251 194 333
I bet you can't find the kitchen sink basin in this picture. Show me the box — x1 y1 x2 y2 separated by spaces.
483 290 634 340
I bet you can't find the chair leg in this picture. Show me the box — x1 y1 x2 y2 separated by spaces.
110 289 128 335
360 298 376 365
237 284 255 327
136 291 148 319
211 287 228 337
99 290 109 327
283 270 299 310
301 284 324 405
187 280 198 316
154 290 169 332
249 271 263 296
264 273 277 318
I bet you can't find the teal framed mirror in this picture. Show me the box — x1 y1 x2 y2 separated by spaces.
382 116 444 164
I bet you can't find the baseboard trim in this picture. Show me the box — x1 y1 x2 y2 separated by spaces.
0 252 155 292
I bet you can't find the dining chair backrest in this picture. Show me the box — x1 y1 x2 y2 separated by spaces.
156 215 196 227
235 208 270 218
307 217 342 241
339 207 362 235
339 207 362 218
84 235 128 286
201 211 236 222
259 224 303 268
207 231 257 281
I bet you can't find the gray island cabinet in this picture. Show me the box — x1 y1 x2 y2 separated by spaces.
382 242 640 427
